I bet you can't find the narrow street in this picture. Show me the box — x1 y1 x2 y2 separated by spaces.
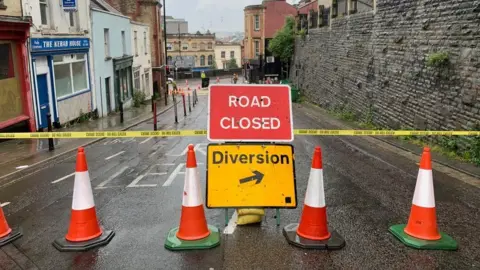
0 84 479 270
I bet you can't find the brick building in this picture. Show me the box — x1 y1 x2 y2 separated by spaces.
105 0 165 98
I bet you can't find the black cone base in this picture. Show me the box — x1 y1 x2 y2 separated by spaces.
53 229 115 252
283 223 345 250
0 227 22 247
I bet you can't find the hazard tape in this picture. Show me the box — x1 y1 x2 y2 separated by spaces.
0 130 479 139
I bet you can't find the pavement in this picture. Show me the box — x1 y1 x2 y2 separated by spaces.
0 78 479 269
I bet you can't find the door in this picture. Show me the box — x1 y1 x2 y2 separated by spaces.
105 77 111 113
36 74 50 129
114 70 120 111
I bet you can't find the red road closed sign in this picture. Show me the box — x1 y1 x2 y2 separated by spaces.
207 84 293 142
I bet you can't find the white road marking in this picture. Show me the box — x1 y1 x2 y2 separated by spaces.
105 151 125 160
177 163 204 175
157 163 175 166
140 137 153 144
162 163 185 186
1 202 10 207
166 143 208 157
127 174 158 188
16 165 29 170
95 166 129 189
223 211 238 234
51 172 75 184
148 173 168 176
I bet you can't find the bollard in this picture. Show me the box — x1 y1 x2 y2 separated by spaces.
119 101 124 124
153 102 157 131
188 93 191 113
47 112 54 151
182 93 187 117
151 95 154 112
173 93 178 124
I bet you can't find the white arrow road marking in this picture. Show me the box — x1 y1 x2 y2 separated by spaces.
1 202 10 207
51 172 75 184
223 211 238 234
166 143 208 157
105 151 125 160
163 163 185 186
96 166 129 189
140 137 153 144
127 174 161 188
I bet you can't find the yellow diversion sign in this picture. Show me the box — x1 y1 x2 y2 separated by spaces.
206 143 297 208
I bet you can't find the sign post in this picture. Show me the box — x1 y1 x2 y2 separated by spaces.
206 84 295 226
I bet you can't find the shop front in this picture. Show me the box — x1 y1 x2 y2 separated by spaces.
113 56 134 110
0 17 35 132
30 37 92 129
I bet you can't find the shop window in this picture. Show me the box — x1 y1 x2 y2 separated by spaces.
0 42 23 122
53 54 89 99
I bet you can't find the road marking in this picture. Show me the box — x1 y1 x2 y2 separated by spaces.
16 165 29 170
51 172 75 184
105 151 125 160
157 163 175 166
148 173 168 176
95 166 128 189
177 163 204 175
166 143 208 157
1 202 10 207
223 211 238 234
163 163 185 186
127 174 158 188
139 137 153 144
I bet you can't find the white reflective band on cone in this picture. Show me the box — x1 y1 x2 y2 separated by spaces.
182 168 203 207
412 169 435 208
72 171 95 210
304 169 326 208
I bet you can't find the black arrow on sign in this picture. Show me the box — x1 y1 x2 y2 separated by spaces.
239 170 264 185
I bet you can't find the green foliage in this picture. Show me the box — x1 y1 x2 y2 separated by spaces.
133 89 146 107
268 16 296 63
210 56 217 69
426 51 449 67
227 58 239 69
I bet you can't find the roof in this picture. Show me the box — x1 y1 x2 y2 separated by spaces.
91 0 123 15
297 0 319 13
245 4 265 10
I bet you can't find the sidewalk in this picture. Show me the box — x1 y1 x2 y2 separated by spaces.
0 99 175 186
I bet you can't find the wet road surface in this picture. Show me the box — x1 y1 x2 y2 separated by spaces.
0 87 479 270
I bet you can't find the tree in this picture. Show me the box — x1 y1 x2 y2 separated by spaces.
267 16 296 63
227 58 239 69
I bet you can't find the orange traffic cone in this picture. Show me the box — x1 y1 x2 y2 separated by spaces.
389 147 458 250
53 147 115 252
0 203 22 247
165 144 220 251
283 146 345 250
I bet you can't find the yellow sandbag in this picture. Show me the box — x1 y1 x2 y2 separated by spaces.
237 214 263 225
237 208 265 216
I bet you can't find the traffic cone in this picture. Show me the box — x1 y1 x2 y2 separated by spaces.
0 203 22 247
53 147 115 252
164 144 220 251
283 146 345 250
389 147 458 250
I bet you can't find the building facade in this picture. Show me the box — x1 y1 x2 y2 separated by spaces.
163 16 188 35
104 0 165 99
131 21 153 99
243 4 264 60
0 0 35 132
23 0 94 130
166 31 216 70
91 0 133 117
214 42 242 70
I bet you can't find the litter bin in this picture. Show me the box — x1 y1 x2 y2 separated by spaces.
201 78 210 88
290 85 299 102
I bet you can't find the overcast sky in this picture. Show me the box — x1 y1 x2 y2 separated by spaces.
163 0 298 33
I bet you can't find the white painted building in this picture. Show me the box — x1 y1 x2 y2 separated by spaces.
131 21 153 98
22 0 95 130
214 41 242 70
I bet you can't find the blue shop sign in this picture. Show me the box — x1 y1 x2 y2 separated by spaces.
63 0 77 10
31 38 90 52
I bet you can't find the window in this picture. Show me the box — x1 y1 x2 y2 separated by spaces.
167 43 172 51
254 40 260 57
254 15 260 31
40 0 49 25
200 55 205 66
200 43 205 50
144 72 150 92
182 44 188 50
221 51 225 58
141 73 144 91
230 51 235 59
192 43 197 49
134 70 140 90
208 55 213 66
0 42 23 121
143 32 147 54
104 29 110 57
68 12 76 27
121 31 126 55
208 42 212 49
134 31 138 55
167 56 172 65
53 54 89 99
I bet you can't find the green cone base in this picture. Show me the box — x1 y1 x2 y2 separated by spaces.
389 224 458 250
52 229 115 252
0 227 22 247
164 224 220 251
283 223 345 250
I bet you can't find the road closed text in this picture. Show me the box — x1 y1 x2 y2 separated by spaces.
220 95 281 130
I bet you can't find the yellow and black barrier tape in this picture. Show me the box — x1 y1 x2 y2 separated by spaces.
0 129 479 139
